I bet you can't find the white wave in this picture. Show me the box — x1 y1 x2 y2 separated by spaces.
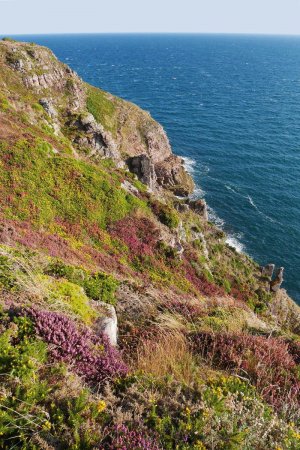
191 186 206 199
208 206 245 253
247 195 257 208
182 156 196 174
247 195 279 224
182 158 246 254
207 206 225 228
225 184 240 195
226 235 245 253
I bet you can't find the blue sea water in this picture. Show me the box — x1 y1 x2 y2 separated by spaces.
11 34 300 302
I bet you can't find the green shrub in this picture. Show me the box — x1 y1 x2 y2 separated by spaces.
150 200 180 229
46 259 119 305
44 276 97 324
0 94 10 112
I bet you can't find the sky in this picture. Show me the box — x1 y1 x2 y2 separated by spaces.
1 0 300 35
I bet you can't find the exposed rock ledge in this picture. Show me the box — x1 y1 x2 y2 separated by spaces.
0 39 194 196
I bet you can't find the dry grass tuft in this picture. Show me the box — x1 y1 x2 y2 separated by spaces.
135 330 198 384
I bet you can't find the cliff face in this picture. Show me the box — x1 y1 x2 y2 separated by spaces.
0 39 193 195
0 38 300 450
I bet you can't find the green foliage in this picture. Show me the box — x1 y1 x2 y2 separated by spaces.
150 199 180 229
2 37 17 42
44 276 97 324
86 85 118 136
46 259 119 305
248 288 272 313
0 254 16 290
0 311 106 449
0 138 146 229
0 93 10 112
107 373 294 450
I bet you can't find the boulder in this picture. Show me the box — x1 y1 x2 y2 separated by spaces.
121 180 139 196
127 154 157 191
155 155 194 196
189 199 208 221
94 302 118 346
39 98 57 118
260 263 275 279
270 267 284 292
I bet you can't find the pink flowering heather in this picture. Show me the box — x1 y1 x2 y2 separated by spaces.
25 308 128 385
101 424 162 450
164 299 204 321
190 331 300 410
110 217 160 258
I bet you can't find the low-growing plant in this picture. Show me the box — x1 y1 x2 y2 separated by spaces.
150 199 180 229
46 259 119 305
190 331 300 413
24 307 128 386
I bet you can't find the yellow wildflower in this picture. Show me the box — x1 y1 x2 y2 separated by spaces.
97 400 106 413
42 420 51 431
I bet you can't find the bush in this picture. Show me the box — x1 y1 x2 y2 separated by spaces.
24 308 128 386
190 331 300 411
101 424 162 450
46 259 119 305
45 276 97 324
150 200 180 229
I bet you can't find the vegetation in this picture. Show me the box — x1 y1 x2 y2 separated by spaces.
0 39 299 449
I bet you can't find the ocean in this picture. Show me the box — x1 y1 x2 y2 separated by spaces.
11 34 300 302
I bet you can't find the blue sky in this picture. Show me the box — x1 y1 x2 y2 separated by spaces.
1 0 300 35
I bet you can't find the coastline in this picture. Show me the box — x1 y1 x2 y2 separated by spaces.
182 155 245 253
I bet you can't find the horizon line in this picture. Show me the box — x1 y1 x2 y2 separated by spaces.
2 31 300 38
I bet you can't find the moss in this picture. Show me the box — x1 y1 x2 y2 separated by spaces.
150 199 180 229
32 102 44 112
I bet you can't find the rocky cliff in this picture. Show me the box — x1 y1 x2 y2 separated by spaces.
0 39 194 195
0 38 300 450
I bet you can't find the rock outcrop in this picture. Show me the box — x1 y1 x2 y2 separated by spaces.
72 113 121 162
268 289 300 334
127 155 157 191
94 302 118 346
189 199 208 221
155 155 194 196
270 267 284 292
260 263 275 279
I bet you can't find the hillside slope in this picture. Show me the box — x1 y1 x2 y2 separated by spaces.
0 38 300 450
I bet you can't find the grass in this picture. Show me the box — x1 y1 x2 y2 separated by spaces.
86 84 118 136
0 138 147 230
135 331 199 385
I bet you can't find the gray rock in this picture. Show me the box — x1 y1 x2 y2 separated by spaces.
270 267 284 292
39 98 57 118
260 263 275 279
127 155 157 191
121 180 139 196
189 199 208 221
174 241 184 259
74 113 120 161
94 302 118 346
174 201 190 213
